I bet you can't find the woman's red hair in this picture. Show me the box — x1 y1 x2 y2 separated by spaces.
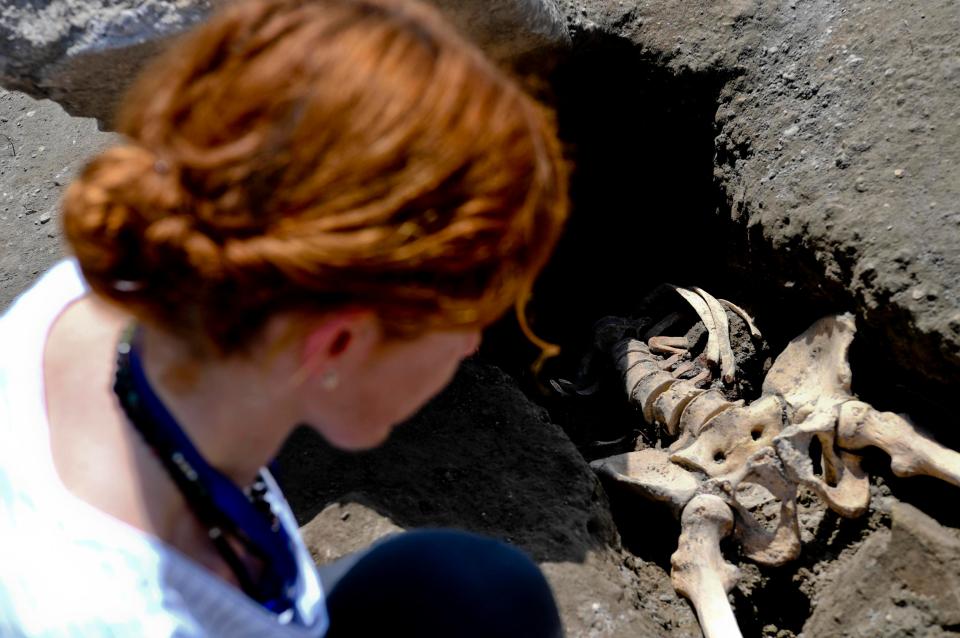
63 0 568 353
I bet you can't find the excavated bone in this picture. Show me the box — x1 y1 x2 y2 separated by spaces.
670 394 786 479
649 335 690 355
670 390 739 452
652 381 706 436
670 360 697 379
672 286 721 367
692 287 736 384
671 494 743 638
838 401 960 488
590 449 700 513
631 372 679 424
725 449 802 566
591 304 960 638
657 352 684 370
762 313 856 414
774 410 870 518
719 299 763 340
613 338 649 369
614 339 659 389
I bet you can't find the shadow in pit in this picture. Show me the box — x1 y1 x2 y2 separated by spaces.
274 360 619 566
481 29 735 444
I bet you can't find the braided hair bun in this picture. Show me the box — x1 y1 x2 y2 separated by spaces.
63 0 568 354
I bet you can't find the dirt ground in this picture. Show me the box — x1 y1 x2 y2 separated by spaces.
0 88 114 308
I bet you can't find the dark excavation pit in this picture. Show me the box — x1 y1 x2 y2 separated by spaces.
475 25 960 638
482 28 733 383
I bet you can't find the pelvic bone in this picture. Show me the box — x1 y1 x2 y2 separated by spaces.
581 288 960 638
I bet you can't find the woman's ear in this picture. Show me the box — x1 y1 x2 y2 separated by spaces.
300 309 381 379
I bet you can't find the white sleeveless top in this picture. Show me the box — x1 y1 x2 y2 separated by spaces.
0 261 329 637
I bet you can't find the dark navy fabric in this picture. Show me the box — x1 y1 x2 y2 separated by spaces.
323 529 563 638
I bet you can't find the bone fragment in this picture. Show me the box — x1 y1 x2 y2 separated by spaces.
838 401 960 488
670 360 697 378
671 395 786 479
719 298 762 340
671 494 743 638
613 338 661 393
649 335 689 355
689 368 711 386
591 448 700 513
692 287 736 384
762 313 856 414
725 449 802 566
774 410 870 518
672 286 720 368
658 352 684 370
631 371 678 424
613 338 649 369
670 390 738 452
652 380 705 436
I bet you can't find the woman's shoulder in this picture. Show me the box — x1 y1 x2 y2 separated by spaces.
0 259 87 332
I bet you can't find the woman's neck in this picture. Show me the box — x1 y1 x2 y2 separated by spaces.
44 296 301 563
138 325 302 487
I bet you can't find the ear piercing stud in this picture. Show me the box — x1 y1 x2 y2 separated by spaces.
321 370 340 390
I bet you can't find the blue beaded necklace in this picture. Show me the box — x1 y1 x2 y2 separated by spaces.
113 324 300 619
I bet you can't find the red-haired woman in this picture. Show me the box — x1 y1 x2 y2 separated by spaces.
0 0 568 635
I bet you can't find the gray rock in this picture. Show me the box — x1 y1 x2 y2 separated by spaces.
713 0 960 392
0 0 569 124
0 0 212 125
423 0 569 67
554 0 761 74
803 501 960 637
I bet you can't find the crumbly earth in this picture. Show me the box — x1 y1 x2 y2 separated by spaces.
0 89 114 309
3 0 960 635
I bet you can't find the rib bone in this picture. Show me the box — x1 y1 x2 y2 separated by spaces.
671 494 743 638
719 298 762 340
838 401 960 488
692 287 736 383
672 286 720 368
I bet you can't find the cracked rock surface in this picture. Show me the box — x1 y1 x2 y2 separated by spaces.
0 0 211 123
0 0 568 124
